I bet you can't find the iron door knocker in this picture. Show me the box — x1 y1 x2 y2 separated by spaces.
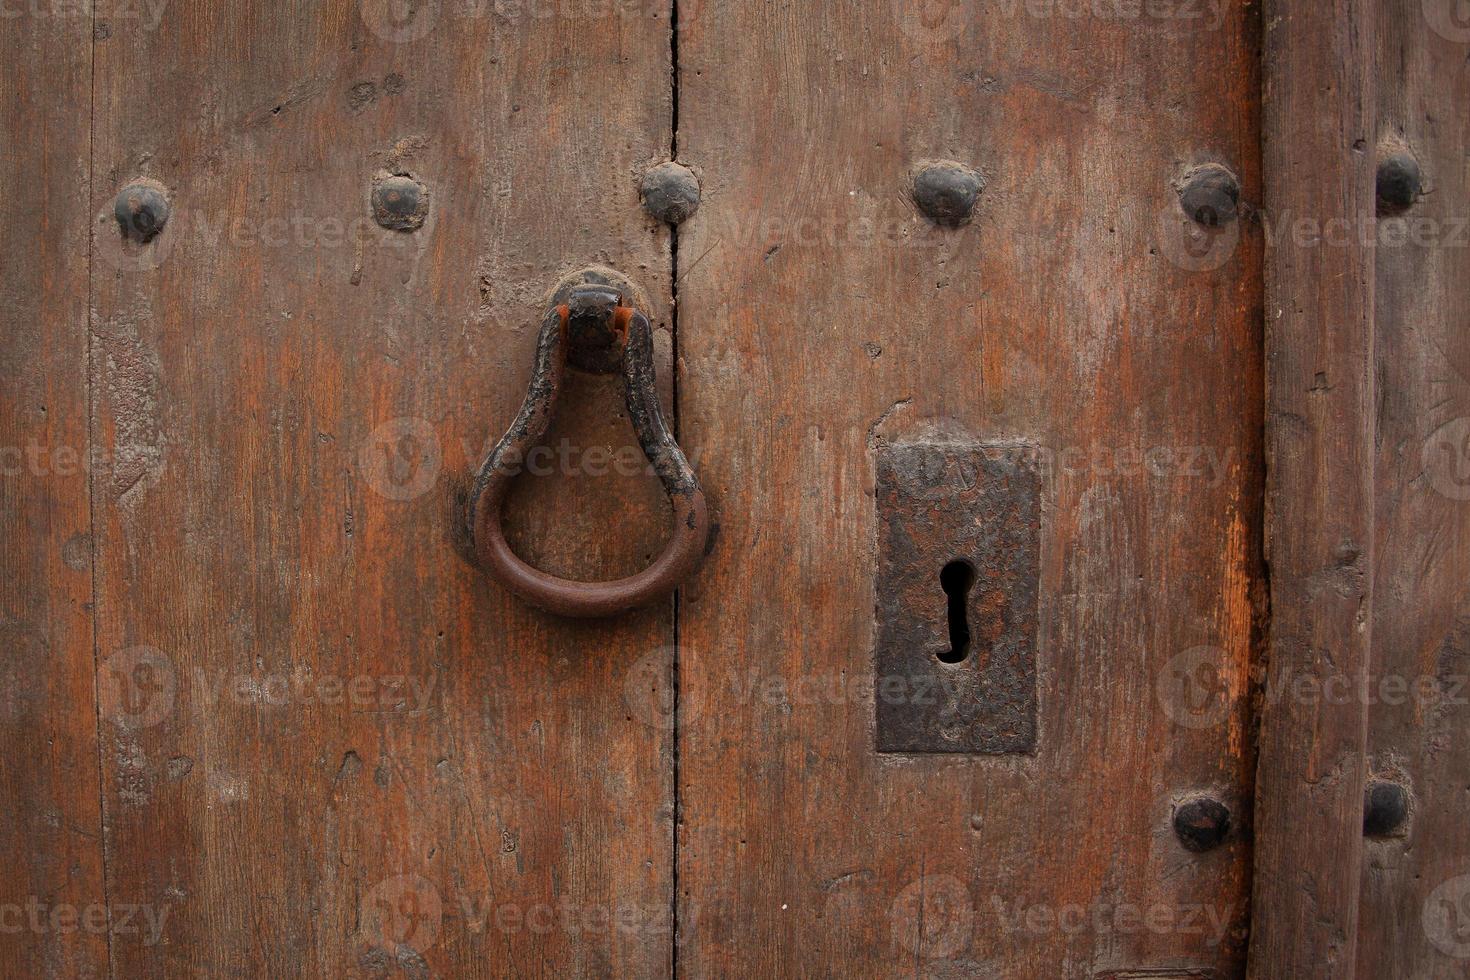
467 281 710 617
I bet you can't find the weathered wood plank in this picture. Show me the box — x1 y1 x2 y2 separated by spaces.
0 13 107 980
89 3 675 975
678 2 1263 975
1357 3 1470 976
1249 0 1376 976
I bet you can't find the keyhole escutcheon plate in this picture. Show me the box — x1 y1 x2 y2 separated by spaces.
873 442 1041 754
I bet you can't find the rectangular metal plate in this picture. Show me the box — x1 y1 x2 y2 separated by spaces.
874 442 1040 753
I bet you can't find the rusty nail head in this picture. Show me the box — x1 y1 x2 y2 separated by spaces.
911 160 984 228
640 162 700 225
1376 152 1421 214
1178 164 1240 228
373 174 428 231
114 181 170 243
1363 779 1410 837
1173 796 1230 852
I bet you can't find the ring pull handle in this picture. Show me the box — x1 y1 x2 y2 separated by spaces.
467 283 710 618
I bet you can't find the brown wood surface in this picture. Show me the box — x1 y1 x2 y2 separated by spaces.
676 2 1264 976
86 3 676 976
1358 3 1470 977
1248 0 1377 976
11 1 1470 976
0 11 108 980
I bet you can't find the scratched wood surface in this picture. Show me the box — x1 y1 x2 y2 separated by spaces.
86 2 675 976
1247 1 1377 976
14 1 1470 976
676 1 1264 975
1358 3 1470 977
0 11 108 980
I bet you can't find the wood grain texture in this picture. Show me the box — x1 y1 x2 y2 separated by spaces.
19 1 1470 975
1358 3 1470 976
0 13 107 980
1248 0 1376 976
676 1 1263 975
88 2 676 975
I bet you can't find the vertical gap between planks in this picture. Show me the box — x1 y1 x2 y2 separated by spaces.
82 5 116 979
1243 0 1269 958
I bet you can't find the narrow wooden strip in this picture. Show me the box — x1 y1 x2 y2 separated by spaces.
0 11 108 980
1357 1 1470 974
1249 0 1376 975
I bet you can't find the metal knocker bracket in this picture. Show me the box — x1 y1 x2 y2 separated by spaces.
467 281 710 617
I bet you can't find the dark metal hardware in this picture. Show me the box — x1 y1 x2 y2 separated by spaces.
910 160 984 228
640 162 701 226
1363 779 1410 837
113 181 170 243
467 283 709 618
874 442 1040 753
1177 163 1241 228
372 174 427 231
1376 151 1421 214
1173 796 1231 852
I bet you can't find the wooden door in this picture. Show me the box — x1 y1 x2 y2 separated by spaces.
1 1 1465 978
12 2 678 976
675 2 1263 977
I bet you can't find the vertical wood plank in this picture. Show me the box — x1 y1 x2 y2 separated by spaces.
1249 0 1376 976
0 12 107 980
88 2 675 975
1358 2 1470 976
677 1 1263 975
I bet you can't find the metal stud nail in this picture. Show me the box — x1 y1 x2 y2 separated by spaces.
640 162 700 225
1363 779 1410 837
1177 164 1240 228
372 174 428 232
1376 153 1421 214
1173 796 1231 852
911 160 984 228
113 180 170 244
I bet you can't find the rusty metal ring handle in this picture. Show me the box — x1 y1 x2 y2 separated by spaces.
467 286 709 617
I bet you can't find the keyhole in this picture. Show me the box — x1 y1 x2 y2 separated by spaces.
936 559 975 664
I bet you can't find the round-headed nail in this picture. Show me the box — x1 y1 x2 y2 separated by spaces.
911 160 984 228
1178 164 1240 228
1363 779 1410 837
1376 153 1421 214
1173 796 1231 852
640 161 700 225
113 181 170 244
372 174 428 232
